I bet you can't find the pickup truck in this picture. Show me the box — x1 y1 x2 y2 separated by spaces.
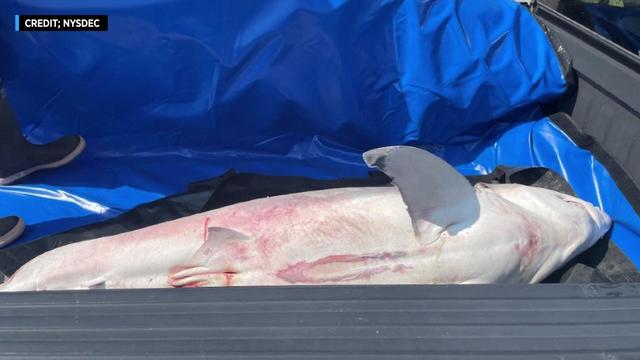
0 0 639 358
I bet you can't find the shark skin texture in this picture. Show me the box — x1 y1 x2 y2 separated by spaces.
0 146 612 291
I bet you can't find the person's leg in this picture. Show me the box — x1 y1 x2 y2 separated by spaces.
0 216 24 248
0 83 28 146
0 80 85 185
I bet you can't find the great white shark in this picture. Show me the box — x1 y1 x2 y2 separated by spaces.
0 146 611 291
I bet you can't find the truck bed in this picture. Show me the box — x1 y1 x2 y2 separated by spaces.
1 3 639 359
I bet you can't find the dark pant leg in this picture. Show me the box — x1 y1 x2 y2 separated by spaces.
0 80 28 147
0 80 30 177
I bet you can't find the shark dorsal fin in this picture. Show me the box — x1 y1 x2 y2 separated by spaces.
363 146 480 243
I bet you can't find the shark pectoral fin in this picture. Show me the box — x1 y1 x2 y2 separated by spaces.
363 146 480 243
81 277 106 290
168 265 238 287
169 227 253 287
168 266 215 287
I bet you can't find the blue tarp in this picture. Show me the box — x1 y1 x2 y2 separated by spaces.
0 0 638 266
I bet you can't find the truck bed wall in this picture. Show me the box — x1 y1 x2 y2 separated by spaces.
538 3 640 210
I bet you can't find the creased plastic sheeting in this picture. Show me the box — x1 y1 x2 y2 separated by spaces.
0 0 565 153
0 0 569 242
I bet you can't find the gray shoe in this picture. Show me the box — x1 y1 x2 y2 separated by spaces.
0 135 86 185
0 216 24 248
0 79 86 185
